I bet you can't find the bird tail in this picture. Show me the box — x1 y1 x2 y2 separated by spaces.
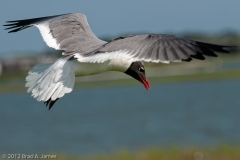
25 56 75 109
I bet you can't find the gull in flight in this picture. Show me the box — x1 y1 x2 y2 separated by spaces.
4 13 237 109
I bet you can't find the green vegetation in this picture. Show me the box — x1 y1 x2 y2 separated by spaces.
1 69 240 94
1 146 239 160
51 145 240 160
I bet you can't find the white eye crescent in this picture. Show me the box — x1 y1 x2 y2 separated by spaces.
139 67 145 72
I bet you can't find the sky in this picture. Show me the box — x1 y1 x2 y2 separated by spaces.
0 0 239 57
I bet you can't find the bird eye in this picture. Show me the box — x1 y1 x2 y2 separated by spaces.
139 67 145 72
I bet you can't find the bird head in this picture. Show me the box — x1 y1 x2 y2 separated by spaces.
124 61 150 90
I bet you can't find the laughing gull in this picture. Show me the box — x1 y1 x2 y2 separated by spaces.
4 13 237 109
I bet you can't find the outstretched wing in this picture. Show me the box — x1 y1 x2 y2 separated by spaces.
4 13 106 54
75 34 237 63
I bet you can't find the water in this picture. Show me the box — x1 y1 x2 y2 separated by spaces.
0 80 240 156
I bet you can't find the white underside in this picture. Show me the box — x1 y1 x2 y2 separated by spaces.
35 22 60 50
74 50 170 64
25 56 75 101
75 59 132 76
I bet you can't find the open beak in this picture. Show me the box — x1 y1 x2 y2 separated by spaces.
140 76 150 91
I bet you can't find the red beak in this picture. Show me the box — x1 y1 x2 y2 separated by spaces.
141 77 150 91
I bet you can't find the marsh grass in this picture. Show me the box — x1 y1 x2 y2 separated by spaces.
52 145 240 160
1 69 240 94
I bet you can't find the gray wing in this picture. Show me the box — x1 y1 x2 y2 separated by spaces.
4 13 106 54
75 34 235 63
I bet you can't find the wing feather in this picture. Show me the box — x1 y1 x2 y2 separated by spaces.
75 34 237 63
5 15 237 64
4 13 106 54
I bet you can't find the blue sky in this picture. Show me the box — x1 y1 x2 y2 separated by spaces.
0 0 239 56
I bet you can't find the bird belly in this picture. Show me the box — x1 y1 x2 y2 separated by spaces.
75 61 111 77
75 59 132 77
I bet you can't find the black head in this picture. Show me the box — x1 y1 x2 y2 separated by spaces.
124 61 150 90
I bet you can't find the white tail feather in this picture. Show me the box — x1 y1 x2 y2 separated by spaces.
25 56 75 102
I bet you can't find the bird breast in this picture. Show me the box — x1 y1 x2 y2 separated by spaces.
75 59 132 77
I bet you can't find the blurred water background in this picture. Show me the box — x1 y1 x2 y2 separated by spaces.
1 80 240 156
1 1 240 159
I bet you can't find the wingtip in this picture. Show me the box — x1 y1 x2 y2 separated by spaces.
4 25 31 33
4 26 18 30
182 58 192 62
195 41 238 54
3 18 33 33
223 46 239 53
7 28 22 33
8 30 16 33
